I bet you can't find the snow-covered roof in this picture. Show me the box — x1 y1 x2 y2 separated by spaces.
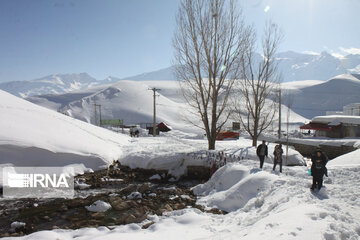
312 115 360 125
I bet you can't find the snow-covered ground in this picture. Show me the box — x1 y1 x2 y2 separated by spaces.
1 84 360 239
3 160 360 240
0 89 131 186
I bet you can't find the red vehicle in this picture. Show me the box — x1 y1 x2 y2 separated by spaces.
216 130 240 140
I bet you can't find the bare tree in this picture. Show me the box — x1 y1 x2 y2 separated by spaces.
233 21 283 146
173 0 252 150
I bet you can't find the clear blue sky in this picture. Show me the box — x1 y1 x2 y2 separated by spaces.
0 0 359 82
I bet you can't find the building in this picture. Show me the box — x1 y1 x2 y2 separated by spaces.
343 103 360 116
326 103 360 116
300 115 360 138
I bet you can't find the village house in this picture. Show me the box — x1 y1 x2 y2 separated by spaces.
300 115 360 138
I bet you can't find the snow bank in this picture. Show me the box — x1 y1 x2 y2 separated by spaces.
192 164 249 196
327 149 360 167
194 164 278 212
0 90 130 169
0 163 93 187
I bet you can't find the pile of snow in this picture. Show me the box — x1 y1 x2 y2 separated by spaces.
149 174 162 180
193 164 278 212
10 221 26 230
193 164 249 196
0 90 130 171
327 149 360 167
85 200 112 212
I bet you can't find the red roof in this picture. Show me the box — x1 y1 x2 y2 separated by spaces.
157 122 171 132
300 122 341 131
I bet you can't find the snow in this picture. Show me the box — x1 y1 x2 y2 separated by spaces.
149 174 161 180
127 192 142 200
281 80 324 90
1 72 360 239
25 79 307 135
10 221 26 230
281 74 360 119
193 164 249 196
5 160 360 240
194 166 279 212
85 200 112 212
312 115 360 125
327 149 360 167
0 90 130 171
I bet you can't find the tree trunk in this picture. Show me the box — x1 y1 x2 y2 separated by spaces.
208 136 216 150
252 136 257 147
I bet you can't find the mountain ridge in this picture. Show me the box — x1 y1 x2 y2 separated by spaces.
1 51 360 97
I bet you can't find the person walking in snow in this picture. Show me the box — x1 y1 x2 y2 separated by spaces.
273 144 284 173
256 140 268 169
310 147 328 190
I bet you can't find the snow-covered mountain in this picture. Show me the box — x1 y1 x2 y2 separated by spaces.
282 73 360 119
0 73 101 98
2 51 359 98
122 66 176 81
123 51 360 82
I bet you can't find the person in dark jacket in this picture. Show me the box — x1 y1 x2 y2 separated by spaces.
273 144 284 173
256 140 268 169
310 147 328 190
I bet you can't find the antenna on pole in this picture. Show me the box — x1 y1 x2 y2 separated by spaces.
148 88 161 137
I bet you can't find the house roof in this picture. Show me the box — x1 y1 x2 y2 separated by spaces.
312 115 360 125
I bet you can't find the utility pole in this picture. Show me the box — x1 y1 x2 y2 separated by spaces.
148 88 160 137
94 100 98 126
278 88 282 139
93 100 101 126
98 104 102 127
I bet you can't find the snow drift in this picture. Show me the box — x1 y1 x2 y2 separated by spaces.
0 90 130 170
193 164 279 212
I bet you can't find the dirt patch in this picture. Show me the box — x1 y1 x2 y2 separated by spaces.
0 165 223 237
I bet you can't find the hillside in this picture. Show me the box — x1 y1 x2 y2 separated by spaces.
282 74 360 119
26 80 307 134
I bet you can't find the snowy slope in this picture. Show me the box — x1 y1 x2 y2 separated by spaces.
282 73 360 119
0 90 130 170
60 80 199 133
123 66 176 81
26 79 307 133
